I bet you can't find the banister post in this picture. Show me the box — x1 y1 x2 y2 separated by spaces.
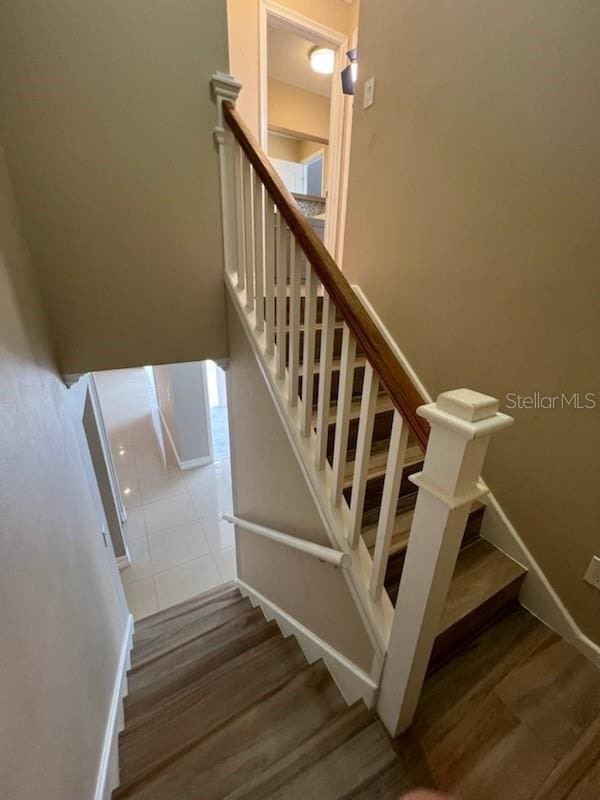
211 72 242 276
377 389 513 736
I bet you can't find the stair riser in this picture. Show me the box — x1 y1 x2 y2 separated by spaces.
326 408 394 462
299 363 366 409
343 462 422 519
269 294 345 327
384 505 486 599
428 588 525 673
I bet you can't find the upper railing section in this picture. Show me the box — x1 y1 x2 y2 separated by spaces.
220 99 429 451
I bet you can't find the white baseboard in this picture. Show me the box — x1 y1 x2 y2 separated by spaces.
237 578 379 707
94 613 134 800
179 455 213 470
481 497 600 666
158 408 212 471
116 552 131 571
352 283 600 667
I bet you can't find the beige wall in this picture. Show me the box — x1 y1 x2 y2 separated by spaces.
0 147 127 797
0 1 230 375
226 297 375 670
344 0 600 643
268 133 302 162
268 78 330 142
227 0 356 138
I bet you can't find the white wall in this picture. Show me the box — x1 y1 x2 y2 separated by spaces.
154 362 213 468
0 146 127 798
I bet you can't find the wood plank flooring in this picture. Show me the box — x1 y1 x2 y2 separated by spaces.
401 606 600 799
114 585 600 799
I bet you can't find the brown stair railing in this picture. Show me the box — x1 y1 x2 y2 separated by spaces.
222 100 429 451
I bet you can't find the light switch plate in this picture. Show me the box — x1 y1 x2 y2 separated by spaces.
363 77 375 109
584 555 600 590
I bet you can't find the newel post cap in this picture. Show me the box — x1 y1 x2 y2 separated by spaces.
211 72 242 104
436 389 499 421
417 388 513 440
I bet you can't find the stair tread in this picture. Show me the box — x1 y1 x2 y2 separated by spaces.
362 500 485 558
119 636 307 788
437 539 526 637
343 438 423 489
126 608 276 718
133 583 240 636
253 719 402 799
131 593 250 668
115 661 348 799
317 393 395 427
222 702 375 800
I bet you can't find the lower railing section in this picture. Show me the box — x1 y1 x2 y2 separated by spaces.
212 72 513 734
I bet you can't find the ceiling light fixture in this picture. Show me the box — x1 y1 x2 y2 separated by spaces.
309 47 335 75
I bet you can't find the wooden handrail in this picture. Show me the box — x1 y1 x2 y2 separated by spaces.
223 101 429 449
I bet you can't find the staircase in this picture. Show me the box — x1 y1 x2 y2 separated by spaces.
114 584 415 799
210 72 527 736
283 295 527 673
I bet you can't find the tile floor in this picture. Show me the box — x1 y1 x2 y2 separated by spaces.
95 367 236 621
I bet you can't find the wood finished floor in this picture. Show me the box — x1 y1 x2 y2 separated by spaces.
402 606 600 799
114 585 600 799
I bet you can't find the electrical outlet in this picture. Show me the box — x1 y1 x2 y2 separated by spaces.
584 556 600 590
363 76 375 109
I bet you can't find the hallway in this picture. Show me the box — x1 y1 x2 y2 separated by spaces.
95 368 236 621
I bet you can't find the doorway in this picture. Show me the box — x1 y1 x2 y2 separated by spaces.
94 366 235 621
259 2 352 261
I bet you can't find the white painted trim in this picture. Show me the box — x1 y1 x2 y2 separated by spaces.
258 1 348 257
157 408 212 472
180 455 213 470
94 614 134 800
353 283 600 667
200 361 216 464
482 496 600 666
116 552 131 571
237 579 379 707
226 277 391 662
334 26 358 266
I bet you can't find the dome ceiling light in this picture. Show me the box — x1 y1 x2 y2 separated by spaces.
309 46 335 75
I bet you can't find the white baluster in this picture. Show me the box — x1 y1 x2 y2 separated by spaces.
233 142 245 291
243 159 255 310
315 294 336 469
287 240 302 407
264 199 276 355
330 325 357 506
369 410 409 601
347 363 379 548
253 175 264 332
275 215 288 379
300 265 318 436
377 389 513 736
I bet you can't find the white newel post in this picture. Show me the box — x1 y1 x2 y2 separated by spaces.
377 389 513 736
211 72 242 277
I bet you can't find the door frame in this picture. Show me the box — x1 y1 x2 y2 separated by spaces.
258 0 348 260
301 147 326 197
